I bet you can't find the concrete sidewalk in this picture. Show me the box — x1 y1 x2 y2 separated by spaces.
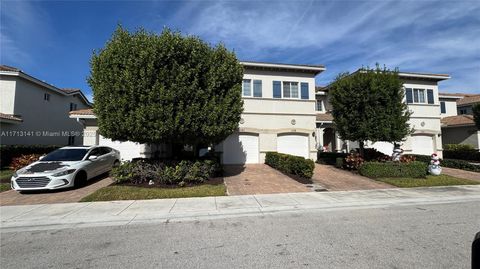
2 185 480 232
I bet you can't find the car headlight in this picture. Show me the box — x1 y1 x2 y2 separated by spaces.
52 169 76 177
12 171 18 178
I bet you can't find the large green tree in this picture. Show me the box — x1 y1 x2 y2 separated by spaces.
88 26 244 153
473 103 480 129
329 65 412 155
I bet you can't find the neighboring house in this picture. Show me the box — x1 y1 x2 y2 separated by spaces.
440 92 480 150
70 61 325 163
0 65 92 145
315 71 451 157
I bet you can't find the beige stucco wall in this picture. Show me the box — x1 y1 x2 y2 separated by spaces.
239 68 318 162
439 98 458 118
0 76 90 145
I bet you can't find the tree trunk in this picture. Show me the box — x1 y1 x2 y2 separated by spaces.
359 141 365 158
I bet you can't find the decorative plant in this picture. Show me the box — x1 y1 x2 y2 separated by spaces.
9 154 42 171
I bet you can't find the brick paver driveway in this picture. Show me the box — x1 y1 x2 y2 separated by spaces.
442 167 480 182
312 164 393 191
224 164 311 195
0 175 113 206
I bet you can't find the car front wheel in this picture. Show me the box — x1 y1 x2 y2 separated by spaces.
74 171 87 188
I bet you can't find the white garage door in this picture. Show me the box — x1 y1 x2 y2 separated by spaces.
411 135 434 156
277 134 309 158
99 135 145 161
223 133 259 164
371 141 394 156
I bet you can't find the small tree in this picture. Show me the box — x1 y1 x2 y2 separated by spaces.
88 26 244 156
473 103 480 129
329 65 412 156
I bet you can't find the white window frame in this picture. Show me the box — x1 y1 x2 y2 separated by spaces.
282 81 300 99
242 79 252 97
413 88 426 104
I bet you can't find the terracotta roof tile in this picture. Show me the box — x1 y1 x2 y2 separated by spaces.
441 115 475 127
0 113 22 122
316 113 333 122
457 94 480 106
69 108 94 115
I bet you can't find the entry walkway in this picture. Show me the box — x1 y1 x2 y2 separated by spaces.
223 164 311 195
2 185 479 233
442 167 480 182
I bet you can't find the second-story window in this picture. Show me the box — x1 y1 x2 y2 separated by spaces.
283 82 299 98
406 88 434 104
459 108 467 115
242 79 251 96
316 100 323 111
414 89 425 103
44 93 50 101
243 79 262 97
69 103 77 111
440 101 446 113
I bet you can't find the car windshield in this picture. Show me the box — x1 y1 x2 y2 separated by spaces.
41 149 89 162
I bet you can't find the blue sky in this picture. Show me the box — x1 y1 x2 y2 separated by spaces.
1 0 479 101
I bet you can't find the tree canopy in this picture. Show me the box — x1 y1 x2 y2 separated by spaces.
329 65 412 152
88 26 244 147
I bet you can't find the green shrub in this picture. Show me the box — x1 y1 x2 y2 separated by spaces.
359 161 427 178
335 157 344 169
265 152 315 179
444 144 475 151
443 150 480 162
441 158 480 172
317 152 348 165
406 154 480 172
363 148 389 161
112 159 219 186
0 145 60 168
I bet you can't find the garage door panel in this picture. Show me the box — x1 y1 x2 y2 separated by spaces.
411 135 434 156
99 135 144 161
223 133 259 164
277 134 309 158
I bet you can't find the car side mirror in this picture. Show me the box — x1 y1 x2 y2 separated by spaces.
88 155 98 161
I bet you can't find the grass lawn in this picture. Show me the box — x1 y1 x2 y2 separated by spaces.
0 183 11 192
80 184 226 202
376 174 480 188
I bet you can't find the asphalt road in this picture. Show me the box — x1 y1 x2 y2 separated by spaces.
1 201 478 269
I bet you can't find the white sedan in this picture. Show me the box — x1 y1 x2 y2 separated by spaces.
11 146 120 191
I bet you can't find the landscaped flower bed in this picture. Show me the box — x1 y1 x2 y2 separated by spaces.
111 159 222 188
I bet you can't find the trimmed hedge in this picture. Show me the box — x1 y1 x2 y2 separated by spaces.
0 145 60 168
406 154 480 173
317 152 348 165
359 161 427 178
265 152 315 179
443 150 480 162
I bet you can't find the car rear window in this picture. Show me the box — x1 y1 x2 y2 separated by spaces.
41 149 89 161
